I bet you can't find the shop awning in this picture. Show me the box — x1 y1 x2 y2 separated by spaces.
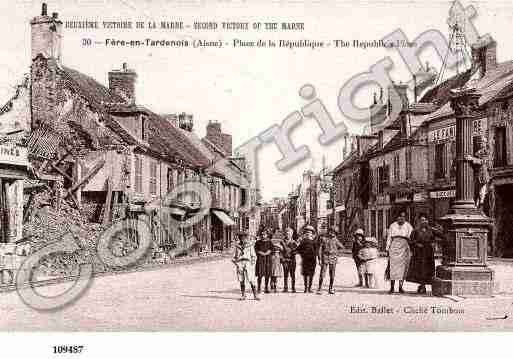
169 207 187 216
335 205 346 213
212 210 235 226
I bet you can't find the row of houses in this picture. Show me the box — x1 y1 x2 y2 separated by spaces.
264 34 513 259
331 35 513 257
0 4 261 254
260 165 334 237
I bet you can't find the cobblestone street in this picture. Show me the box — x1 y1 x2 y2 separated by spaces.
1 256 513 331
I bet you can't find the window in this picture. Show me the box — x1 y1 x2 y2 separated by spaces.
494 127 507 167
378 165 389 193
450 141 456 178
134 155 143 193
435 143 446 179
377 209 384 247
141 115 147 140
149 160 157 195
405 148 412 180
393 154 400 182
240 189 247 207
370 210 376 237
167 168 174 192
473 136 482 155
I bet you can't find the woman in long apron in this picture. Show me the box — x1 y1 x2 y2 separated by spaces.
386 211 413 294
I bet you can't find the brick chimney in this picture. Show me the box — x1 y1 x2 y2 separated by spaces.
30 3 63 63
356 135 377 156
471 35 497 78
205 121 232 156
108 62 137 104
178 112 194 132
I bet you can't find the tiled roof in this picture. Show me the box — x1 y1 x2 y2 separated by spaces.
139 108 210 168
60 66 209 168
178 127 248 187
60 66 140 147
27 123 63 159
332 150 358 174
419 69 472 106
416 61 513 123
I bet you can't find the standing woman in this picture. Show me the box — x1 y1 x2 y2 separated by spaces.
386 211 413 294
407 214 444 294
254 229 273 293
296 225 317 293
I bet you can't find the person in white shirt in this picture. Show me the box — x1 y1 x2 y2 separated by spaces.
386 211 413 294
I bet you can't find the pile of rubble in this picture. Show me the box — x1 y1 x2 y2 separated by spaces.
19 188 205 279
23 189 108 276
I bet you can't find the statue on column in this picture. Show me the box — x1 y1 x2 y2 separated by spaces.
473 136 490 210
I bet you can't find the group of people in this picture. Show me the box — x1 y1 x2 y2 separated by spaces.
232 225 344 300
232 210 443 301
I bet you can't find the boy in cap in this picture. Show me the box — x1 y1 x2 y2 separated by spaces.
317 226 344 294
232 231 260 301
296 225 318 293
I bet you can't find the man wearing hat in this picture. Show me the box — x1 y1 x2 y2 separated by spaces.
232 231 260 301
317 226 345 294
296 225 318 293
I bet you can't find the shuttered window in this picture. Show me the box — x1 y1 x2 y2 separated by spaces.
134 155 143 193
149 160 157 195
494 127 507 167
405 148 412 180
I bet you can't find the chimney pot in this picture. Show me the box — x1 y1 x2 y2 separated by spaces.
42 3 47 16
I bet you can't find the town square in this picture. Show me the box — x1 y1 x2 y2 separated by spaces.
2 0 513 334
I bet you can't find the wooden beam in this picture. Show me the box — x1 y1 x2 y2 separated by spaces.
66 159 105 196
102 177 113 226
51 163 73 182
23 192 35 223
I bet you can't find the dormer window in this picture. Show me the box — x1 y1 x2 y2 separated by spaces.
378 131 384 149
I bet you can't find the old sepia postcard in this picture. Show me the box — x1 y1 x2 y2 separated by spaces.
2 0 513 348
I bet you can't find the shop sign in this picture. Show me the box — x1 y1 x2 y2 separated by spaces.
395 195 410 203
429 189 456 199
0 145 28 167
413 192 427 202
428 119 485 143
376 194 389 204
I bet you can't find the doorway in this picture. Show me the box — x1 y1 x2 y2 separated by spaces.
496 184 513 257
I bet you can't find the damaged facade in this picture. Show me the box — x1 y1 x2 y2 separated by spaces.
0 3 257 278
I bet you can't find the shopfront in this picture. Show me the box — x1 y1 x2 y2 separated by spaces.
0 144 29 243
429 188 455 225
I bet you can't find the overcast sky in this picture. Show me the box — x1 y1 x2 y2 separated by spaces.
1 0 513 200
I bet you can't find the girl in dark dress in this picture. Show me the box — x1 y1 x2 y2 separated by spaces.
406 214 444 294
254 230 273 293
352 228 366 287
296 225 317 293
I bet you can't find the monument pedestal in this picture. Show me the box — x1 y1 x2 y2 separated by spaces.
432 211 494 297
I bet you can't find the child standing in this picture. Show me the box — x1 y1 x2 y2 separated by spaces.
270 239 283 293
357 236 379 289
232 232 260 301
